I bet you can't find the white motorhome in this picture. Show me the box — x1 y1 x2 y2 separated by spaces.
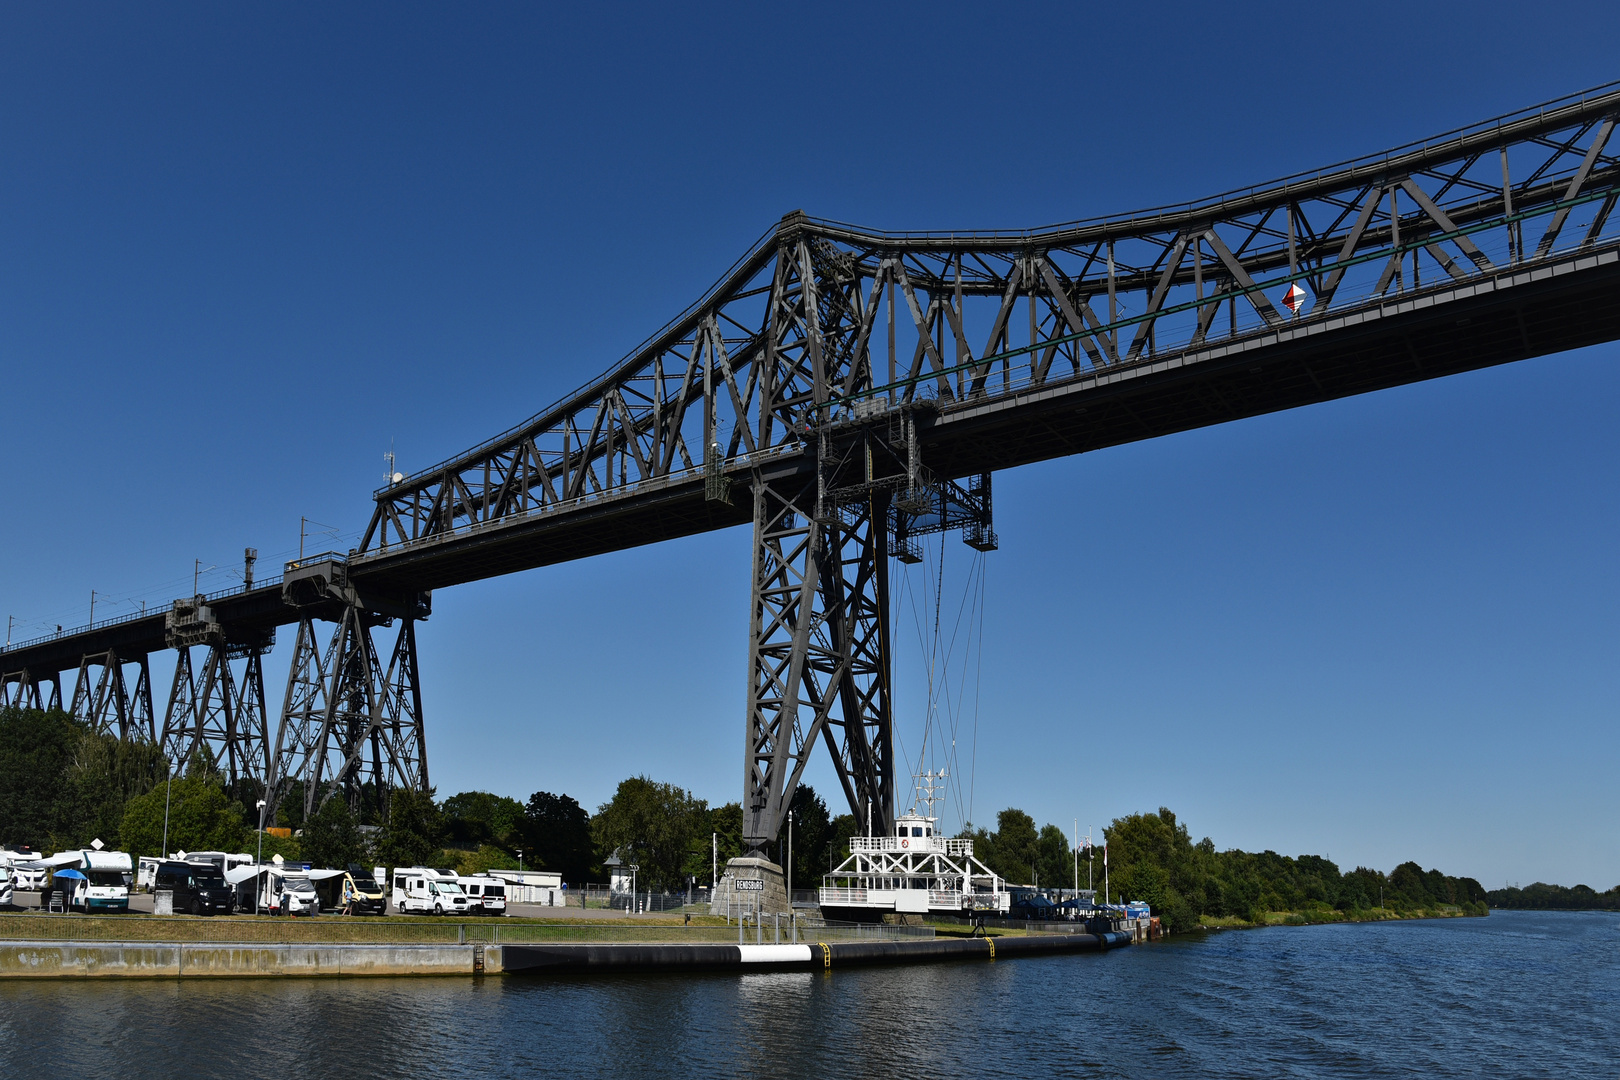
45 848 134 912
225 859 342 916
137 856 163 891
457 875 507 915
1 846 47 890
0 862 12 908
391 867 470 915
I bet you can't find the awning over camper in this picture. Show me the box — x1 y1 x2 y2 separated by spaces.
224 865 344 886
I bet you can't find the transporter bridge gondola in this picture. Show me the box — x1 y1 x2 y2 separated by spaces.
820 811 1011 923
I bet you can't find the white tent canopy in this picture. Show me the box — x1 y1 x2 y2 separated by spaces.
224 865 343 886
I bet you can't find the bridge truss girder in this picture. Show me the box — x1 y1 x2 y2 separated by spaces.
348 87 1618 848
2 668 63 714
358 89 1620 567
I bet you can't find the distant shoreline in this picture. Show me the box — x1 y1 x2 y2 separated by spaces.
1193 906 1486 932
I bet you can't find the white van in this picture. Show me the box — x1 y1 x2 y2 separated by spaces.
458 875 507 915
391 867 470 915
0 863 12 908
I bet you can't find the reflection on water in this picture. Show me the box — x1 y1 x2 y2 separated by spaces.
1 910 1615 1078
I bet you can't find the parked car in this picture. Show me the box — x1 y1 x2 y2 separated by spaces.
154 860 235 915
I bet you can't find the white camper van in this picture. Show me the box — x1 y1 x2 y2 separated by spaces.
1 846 47 890
391 867 470 915
225 859 342 915
46 848 133 912
457 875 507 915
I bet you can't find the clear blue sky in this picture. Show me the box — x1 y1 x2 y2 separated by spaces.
2 4 1616 890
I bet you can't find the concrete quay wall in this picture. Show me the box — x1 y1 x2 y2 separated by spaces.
0 941 503 978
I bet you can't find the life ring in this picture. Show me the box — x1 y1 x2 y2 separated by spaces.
901 838 909 848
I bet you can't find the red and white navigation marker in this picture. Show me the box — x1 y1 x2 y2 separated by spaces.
1283 282 1308 314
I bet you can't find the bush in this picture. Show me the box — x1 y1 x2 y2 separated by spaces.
456 844 521 875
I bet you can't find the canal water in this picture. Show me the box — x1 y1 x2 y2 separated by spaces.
0 909 1613 1077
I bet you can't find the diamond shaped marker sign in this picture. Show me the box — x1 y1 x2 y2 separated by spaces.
1283 283 1307 314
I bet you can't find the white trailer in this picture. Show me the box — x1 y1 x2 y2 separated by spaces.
487 869 565 905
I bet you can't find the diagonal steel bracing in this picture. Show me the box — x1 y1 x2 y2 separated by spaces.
352 85 1620 606
67 650 153 741
742 474 895 853
158 644 271 784
266 606 427 825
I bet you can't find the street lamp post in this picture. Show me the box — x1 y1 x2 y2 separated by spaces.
160 765 175 858
255 799 267 914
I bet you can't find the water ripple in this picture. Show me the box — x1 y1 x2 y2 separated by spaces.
0 910 1614 1078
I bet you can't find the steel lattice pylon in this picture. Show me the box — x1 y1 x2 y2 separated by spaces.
742 475 896 853
68 649 154 741
159 643 271 784
266 606 427 825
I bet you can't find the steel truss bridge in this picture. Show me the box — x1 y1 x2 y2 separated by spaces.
5 86 1619 852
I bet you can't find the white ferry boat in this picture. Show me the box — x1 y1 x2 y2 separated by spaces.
820 811 1011 922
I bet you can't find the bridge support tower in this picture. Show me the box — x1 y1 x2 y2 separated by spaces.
266 556 429 827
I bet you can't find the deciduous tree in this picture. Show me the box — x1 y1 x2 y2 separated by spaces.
522 790 594 885
591 776 706 892
119 772 248 859
299 795 368 870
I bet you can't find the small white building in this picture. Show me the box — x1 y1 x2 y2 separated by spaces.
603 852 637 896
487 869 565 905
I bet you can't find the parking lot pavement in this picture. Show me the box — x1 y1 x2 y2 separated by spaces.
501 902 695 920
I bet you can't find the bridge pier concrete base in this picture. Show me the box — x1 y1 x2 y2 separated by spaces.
710 857 786 919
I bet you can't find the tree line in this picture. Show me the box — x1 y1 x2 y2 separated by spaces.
0 706 1504 922
1092 807 1490 932
1485 882 1620 910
